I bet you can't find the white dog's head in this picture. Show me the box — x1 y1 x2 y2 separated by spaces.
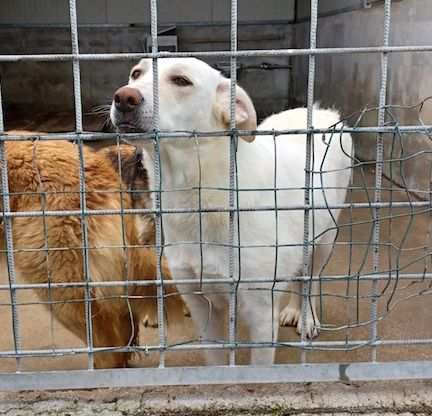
110 58 257 142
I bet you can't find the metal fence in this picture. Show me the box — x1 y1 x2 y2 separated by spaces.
2 0 432 391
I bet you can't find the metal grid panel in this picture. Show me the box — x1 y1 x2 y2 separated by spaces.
2 0 432 390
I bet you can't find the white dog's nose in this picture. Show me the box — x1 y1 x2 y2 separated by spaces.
113 86 143 113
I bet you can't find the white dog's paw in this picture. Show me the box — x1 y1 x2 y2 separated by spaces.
296 314 320 339
279 305 301 327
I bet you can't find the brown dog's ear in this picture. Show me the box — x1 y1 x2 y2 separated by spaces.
214 79 257 142
100 145 150 209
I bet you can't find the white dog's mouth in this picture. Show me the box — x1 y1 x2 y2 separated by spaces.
111 106 153 133
116 122 142 133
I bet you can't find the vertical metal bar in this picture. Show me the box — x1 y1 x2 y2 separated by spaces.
33 144 56 351
301 0 318 364
370 0 392 362
69 0 83 133
69 0 94 370
150 0 166 368
271 132 279 343
345 140 355 343
116 137 135 351
0 82 22 371
228 0 238 367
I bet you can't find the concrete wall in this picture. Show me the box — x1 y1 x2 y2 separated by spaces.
297 0 365 20
0 0 295 25
0 24 293 124
290 0 432 193
0 0 296 124
1 0 431 193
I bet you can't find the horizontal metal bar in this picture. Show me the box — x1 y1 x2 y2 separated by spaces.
0 271 431 292
1 361 432 390
2 125 432 141
1 45 432 63
0 20 296 29
2 337 432 360
0 184 408 197
0 200 428 220
0 239 388 254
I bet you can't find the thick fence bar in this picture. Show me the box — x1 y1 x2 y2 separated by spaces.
371 0 392 363
115 137 136 360
3 334 432 359
2 270 432 291
38 150 56 351
150 0 166 369
0 76 22 371
2 45 432 62
2 123 432 141
301 0 319 363
228 0 239 367
3 361 432 391
3 268 432 289
4 336 432 361
69 0 94 370
0 198 429 219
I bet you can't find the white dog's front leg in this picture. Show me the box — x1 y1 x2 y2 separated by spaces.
181 292 228 365
239 291 280 365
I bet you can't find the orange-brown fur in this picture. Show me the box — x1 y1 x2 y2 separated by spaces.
0 135 183 368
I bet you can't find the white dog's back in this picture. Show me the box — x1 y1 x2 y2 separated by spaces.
235 107 352 269
258 107 352 226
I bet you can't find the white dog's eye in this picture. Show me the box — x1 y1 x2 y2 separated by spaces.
131 69 142 80
171 75 193 87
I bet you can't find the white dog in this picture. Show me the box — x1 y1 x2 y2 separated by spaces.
110 58 352 365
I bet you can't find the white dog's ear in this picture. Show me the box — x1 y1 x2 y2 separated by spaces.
137 58 152 73
214 79 257 142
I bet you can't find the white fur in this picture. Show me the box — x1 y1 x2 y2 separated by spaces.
111 58 352 365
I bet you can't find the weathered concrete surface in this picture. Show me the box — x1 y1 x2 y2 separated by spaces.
0 24 292 123
291 0 432 194
1 380 432 415
0 0 296 26
2 0 431 195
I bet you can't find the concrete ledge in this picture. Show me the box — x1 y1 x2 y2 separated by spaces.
1 380 432 415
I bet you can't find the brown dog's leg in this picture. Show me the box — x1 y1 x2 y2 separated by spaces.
91 304 132 369
48 291 131 368
128 246 184 332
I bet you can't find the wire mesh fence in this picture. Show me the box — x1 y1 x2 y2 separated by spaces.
2 0 432 390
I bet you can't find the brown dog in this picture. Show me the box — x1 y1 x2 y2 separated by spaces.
0 134 183 368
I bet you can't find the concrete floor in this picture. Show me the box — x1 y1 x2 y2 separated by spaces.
2 380 432 415
1 114 432 372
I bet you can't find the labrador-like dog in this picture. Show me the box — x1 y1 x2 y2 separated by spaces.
110 58 352 365
0 135 183 368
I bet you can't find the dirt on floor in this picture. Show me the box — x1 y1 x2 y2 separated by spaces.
1 113 432 372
